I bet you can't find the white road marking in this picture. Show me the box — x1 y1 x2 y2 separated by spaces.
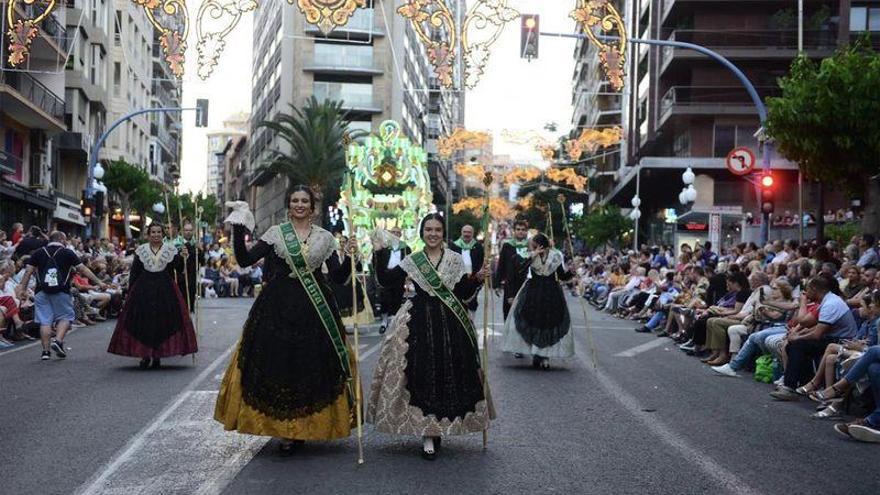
614 338 667 357
74 344 236 495
358 341 383 361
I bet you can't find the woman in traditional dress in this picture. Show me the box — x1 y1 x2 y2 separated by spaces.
502 233 574 370
107 223 198 369
214 186 360 454
368 213 494 460
329 234 374 328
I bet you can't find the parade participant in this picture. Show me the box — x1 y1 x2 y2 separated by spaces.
177 220 199 312
368 213 494 460
448 224 485 315
495 219 530 320
16 231 106 360
372 226 410 334
330 234 374 327
214 186 360 454
502 233 574 369
107 223 198 369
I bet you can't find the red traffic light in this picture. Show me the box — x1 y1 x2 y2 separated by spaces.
520 14 539 60
760 174 774 188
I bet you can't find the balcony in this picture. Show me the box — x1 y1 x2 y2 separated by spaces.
313 82 382 114
661 0 829 25
0 71 65 130
658 85 781 127
0 149 23 175
11 5 67 60
303 44 383 76
304 8 384 39
57 132 90 159
660 29 836 72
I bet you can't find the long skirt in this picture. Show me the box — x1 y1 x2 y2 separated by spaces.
107 271 198 358
368 294 494 437
214 276 357 440
502 275 574 358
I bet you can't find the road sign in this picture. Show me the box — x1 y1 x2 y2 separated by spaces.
725 147 756 176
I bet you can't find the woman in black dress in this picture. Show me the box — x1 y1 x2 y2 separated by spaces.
501 233 574 369
214 186 359 454
107 223 198 368
368 213 494 460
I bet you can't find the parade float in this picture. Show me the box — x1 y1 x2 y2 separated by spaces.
339 120 433 255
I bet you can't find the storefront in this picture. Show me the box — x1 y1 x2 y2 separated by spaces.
52 196 86 236
674 207 744 255
0 179 54 232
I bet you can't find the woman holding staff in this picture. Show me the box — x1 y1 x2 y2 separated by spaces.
214 186 360 454
368 213 494 460
107 222 198 368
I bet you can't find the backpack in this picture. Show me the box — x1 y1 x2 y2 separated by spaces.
754 354 774 384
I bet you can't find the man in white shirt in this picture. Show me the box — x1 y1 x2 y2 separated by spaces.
372 226 411 334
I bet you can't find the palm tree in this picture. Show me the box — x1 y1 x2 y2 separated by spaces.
257 97 361 222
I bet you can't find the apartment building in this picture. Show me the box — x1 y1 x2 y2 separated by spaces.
573 0 871 244
0 1 67 231
207 112 249 200
246 0 465 234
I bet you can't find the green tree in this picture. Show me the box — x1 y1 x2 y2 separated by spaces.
766 41 880 236
572 205 631 249
171 192 220 228
255 97 361 224
102 159 160 240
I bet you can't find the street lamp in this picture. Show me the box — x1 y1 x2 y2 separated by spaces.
93 163 105 180
680 167 697 205
152 202 165 215
630 195 641 250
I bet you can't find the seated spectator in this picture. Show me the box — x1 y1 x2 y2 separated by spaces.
702 272 771 365
771 274 859 401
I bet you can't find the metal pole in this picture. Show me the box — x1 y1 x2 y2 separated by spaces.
798 0 804 54
633 168 640 252
798 168 804 244
86 107 198 198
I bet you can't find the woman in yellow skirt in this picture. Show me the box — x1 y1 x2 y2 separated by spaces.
214 186 360 454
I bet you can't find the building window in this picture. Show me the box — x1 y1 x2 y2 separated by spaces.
114 10 122 45
713 124 758 157
851 4 880 31
89 44 103 85
113 62 121 96
673 131 690 157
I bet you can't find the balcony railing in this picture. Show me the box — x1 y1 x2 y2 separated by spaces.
16 6 67 51
0 71 65 121
312 44 375 69
306 8 375 33
313 82 378 110
660 85 782 120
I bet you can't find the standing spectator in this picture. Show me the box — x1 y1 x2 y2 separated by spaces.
700 241 718 268
0 230 14 263
857 234 878 268
770 275 859 400
15 231 107 361
13 226 48 260
9 223 24 245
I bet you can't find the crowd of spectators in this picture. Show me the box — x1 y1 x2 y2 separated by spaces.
573 234 880 444
0 223 262 350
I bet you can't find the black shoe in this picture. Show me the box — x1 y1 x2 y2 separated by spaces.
421 439 437 461
151 358 161 369
139 358 151 369
656 331 669 338
379 325 387 335
434 436 442 450
532 356 542 369
635 326 652 333
41 350 51 361
51 339 66 359
514 353 524 359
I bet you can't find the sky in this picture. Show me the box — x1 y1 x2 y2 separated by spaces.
179 1 576 193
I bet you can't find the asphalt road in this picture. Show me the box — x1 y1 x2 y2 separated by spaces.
1 295 876 495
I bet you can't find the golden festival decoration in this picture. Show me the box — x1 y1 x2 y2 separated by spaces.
437 128 491 158
195 0 258 80
565 126 622 160
453 197 512 221
570 0 627 91
503 166 541 186
136 0 190 78
5 0 56 66
538 143 557 161
294 0 366 35
516 194 535 211
397 0 519 89
546 167 588 192
454 162 489 183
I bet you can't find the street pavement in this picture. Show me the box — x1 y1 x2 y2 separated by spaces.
1 295 876 495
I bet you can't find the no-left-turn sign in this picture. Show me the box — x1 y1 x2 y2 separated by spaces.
726 147 756 176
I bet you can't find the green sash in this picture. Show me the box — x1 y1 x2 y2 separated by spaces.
504 238 529 258
411 251 480 366
453 238 477 250
278 222 353 403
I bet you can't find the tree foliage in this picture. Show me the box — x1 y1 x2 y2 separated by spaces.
102 159 161 240
766 41 880 233
256 97 364 224
572 205 631 249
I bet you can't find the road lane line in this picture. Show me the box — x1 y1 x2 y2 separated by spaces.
74 344 236 495
614 338 667 357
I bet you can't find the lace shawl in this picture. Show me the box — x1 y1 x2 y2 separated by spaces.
399 249 466 296
260 224 337 275
135 243 178 272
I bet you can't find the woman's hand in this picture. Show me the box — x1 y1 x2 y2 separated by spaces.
345 237 359 256
531 246 545 258
474 264 491 282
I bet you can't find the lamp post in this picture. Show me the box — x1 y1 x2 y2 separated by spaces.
680 167 697 206
629 195 641 251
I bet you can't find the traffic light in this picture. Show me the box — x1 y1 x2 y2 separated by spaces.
520 14 539 60
94 191 105 219
195 99 209 128
760 173 774 214
81 194 94 218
